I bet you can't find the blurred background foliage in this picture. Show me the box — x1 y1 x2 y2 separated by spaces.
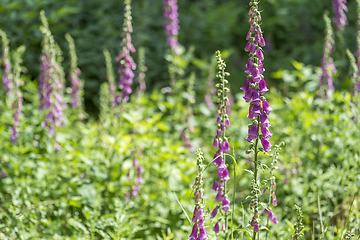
0 0 357 115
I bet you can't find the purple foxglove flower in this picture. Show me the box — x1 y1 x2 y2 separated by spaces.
250 42 256 53
163 0 180 52
244 87 254 102
245 41 251 51
255 34 260 43
241 79 250 92
273 197 278 206
247 123 258 141
217 129 221 138
245 59 254 75
198 217 205 228
261 126 272 140
215 190 223 202
258 61 265 74
256 49 264 61
252 67 261 83
218 168 230 181
199 227 207 240
259 78 269 95
192 206 199 223
225 118 230 127
213 222 220 235
213 138 219 148
257 27 262 35
217 159 226 169
224 141 230 152
217 116 221 123
263 208 270 215
219 142 224 153
254 223 260 232
251 89 261 106
262 100 272 115
211 180 218 191
189 223 198 238
220 123 225 131
246 31 251 40
260 110 270 127
261 138 271 152
213 153 223 166
250 218 256 227
210 207 218 218
268 211 274 220
222 197 230 212
259 36 266 47
272 214 278 224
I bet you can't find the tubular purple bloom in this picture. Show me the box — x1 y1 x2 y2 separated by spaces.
256 49 264 61
210 207 218 218
199 227 208 240
224 140 230 152
262 100 272 115
261 138 272 152
247 124 258 141
213 138 219 148
213 222 220 235
218 167 230 182
251 89 261 105
254 224 260 232
261 126 272 140
263 208 270 215
222 198 230 212
250 218 256 227
244 87 254 102
259 78 269 95
225 118 230 127
245 41 251 51
211 180 218 191
189 223 198 238
215 191 223 203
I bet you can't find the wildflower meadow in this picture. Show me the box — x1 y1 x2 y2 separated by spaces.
1 0 360 239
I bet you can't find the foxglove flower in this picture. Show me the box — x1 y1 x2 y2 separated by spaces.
0 30 13 98
163 0 180 54
332 0 348 31
189 149 207 240
125 150 144 201
117 0 136 103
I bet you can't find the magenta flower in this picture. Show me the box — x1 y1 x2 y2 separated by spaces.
213 222 220 235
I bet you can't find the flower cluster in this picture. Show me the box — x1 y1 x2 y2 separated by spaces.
210 51 231 236
319 12 336 98
125 151 144 201
65 33 85 119
332 0 348 31
292 205 304 240
163 0 180 54
241 1 272 153
39 10 66 150
189 149 207 240
116 0 136 104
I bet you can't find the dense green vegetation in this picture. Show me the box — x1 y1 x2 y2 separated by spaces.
0 0 360 239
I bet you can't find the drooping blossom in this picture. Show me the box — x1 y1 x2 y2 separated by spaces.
163 0 180 54
116 0 136 104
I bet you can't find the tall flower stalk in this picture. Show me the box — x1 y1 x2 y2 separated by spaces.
241 1 272 238
116 0 136 104
163 0 180 54
135 47 147 94
39 10 66 150
210 50 231 237
319 12 336 98
189 149 207 240
65 33 85 119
